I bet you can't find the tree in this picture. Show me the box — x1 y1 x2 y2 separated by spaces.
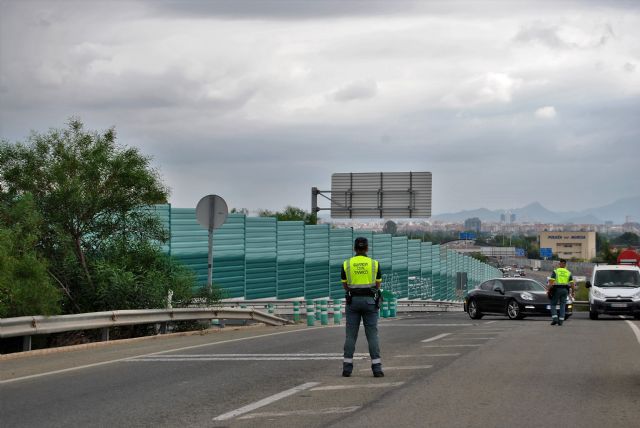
612 232 640 247
0 195 61 317
0 119 201 313
258 205 317 224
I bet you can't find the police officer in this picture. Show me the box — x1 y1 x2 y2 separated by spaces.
341 237 383 377
548 259 575 326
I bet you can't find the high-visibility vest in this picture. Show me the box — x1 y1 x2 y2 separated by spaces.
343 256 379 289
553 267 572 284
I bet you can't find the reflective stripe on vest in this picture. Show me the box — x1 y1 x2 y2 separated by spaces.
343 256 378 288
554 267 571 284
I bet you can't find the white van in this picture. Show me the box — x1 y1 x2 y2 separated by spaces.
585 264 640 320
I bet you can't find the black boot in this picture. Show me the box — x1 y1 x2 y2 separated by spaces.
372 363 384 377
342 362 353 377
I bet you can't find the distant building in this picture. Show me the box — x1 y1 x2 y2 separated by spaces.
464 217 482 233
539 231 596 261
510 213 516 223
500 213 506 222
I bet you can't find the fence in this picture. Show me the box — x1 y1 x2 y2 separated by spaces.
149 205 501 301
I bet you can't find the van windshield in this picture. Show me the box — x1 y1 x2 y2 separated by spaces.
594 270 640 287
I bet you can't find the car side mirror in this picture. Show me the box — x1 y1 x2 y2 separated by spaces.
494 286 505 294
585 281 591 289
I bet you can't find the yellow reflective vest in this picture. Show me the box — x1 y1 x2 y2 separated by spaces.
343 256 379 289
553 267 572 284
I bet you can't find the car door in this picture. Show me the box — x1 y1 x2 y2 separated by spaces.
475 280 497 313
490 279 509 313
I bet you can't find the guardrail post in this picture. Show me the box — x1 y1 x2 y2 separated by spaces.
333 300 342 324
267 303 274 315
320 300 328 325
23 335 32 352
306 299 315 326
390 298 397 318
101 327 109 341
293 301 300 322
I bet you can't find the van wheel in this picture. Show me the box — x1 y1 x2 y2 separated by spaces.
589 308 599 320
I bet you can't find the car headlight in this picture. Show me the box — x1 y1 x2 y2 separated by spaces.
591 288 606 300
520 292 534 301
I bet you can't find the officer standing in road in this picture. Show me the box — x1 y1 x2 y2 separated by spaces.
341 237 384 377
548 259 575 326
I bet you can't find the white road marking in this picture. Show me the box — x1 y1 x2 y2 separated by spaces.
485 321 497 324
130 356 364 361
383 324 481 327
0 326 332 385
394 354 460 357
360 365 432 371
310 382 404 391
212 382 320 421
237 406 360 419
421 333 451 343
422 344 480 348
456 332 502 335
443 337 494 340
133 353 368 358
624 319 640 345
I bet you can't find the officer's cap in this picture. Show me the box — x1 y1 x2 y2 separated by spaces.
354 237 368 249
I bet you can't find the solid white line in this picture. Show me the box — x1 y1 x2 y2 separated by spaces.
237 406 360 419
310 382 404 391
456 332 502 335
132 353 369 357
421 333 451 343
212 382 320 421
422 344 480 348
485 321 497 324
129 357 362 361
443 337 494 340
394 354 460 357
383 324 480 327
0 326 332 385
360 365 432 371
624 319 640 345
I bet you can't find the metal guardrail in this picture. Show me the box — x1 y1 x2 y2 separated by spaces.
0 300 462 353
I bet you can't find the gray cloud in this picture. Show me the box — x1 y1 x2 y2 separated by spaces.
331 80 378 102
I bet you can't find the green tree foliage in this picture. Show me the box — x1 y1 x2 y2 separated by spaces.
612 232 640 247
258 205 317 224
0 119 203 314
0 195 61 317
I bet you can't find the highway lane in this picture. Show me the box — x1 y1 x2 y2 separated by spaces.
2 312 639 427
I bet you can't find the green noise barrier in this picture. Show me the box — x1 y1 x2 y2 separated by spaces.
150 205 500 302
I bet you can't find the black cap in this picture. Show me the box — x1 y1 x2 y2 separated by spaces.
354 237 368 250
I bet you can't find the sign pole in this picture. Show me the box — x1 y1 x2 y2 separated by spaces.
207 197 215 294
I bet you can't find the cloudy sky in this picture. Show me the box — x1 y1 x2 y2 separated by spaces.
1 0 639 216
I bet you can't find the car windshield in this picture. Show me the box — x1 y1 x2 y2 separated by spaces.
503 280 546 292
594 270 640 287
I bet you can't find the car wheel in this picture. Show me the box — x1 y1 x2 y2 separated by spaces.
506 299 523 320
589 307 599 320
467 299 483 319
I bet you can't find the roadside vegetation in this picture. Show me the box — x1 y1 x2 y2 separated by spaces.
0 119 218 319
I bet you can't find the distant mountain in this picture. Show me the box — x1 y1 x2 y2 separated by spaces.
432 196 640 224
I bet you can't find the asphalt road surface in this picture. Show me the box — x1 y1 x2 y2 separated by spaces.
2 312 639 427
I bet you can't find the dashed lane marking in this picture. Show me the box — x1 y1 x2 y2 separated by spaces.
237 406 361 420
212 382 320 421
129 353 369 362
443 337 494 340
421 333 451 342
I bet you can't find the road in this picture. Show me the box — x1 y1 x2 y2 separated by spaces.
2 312 639 427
